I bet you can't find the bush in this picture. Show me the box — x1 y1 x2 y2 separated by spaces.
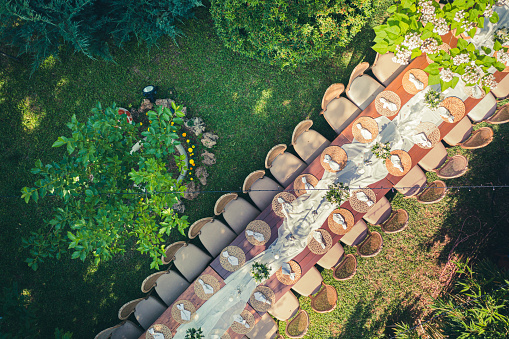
210 0 375 68
0 0 202 72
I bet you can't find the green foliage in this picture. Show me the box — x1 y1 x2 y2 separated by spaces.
325 182 350 208
251 262 271 283
20 103 189 270
0 0 202 73
210 0 375 68
185 328 204 339
393 260 509 338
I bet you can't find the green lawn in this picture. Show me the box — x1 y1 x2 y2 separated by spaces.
1 1 509 338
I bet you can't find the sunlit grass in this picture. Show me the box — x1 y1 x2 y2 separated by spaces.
19 96 46 132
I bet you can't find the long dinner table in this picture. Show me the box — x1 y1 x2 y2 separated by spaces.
139 28 508 339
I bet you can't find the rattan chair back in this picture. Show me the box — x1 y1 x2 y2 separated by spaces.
460 127 494 149
94 324 121 339
118 298 144 320
346 62 370 95
321 83 345 113
188 217 214 239
214 193 238 215
140 271 166 293
161 241 187 265
242 170 266 193
486 104 509 124
265 144 287 168
291 120 313 146
435 155 468 179
310 283 338 313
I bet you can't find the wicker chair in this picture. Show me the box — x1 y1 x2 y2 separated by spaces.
460 127 494 149
468 93 497 122
355 231 383 258
434 155 469 179
243 170 283 210
140 269 189 306
310 283 338 313
321 83 345 112
443 117 473 146
161 241 212 282
316 242 344 270
284 310 309 339
291 120 331 165
380 209 409 234
362 196 392 225
345 62 385 110
416 180 447 204
188 217 236 257
95 320 144 339
395 166 427 197
265 144 307 187
246 313 278 339
332 254 357 281
418 142 448 171
291 266 323 297
371 52 407 86
268 290 300 321
118 296 167 330
141 271 167 293
340 220 368 246
485 104 509 124
491 72 509 99
214 193 260 234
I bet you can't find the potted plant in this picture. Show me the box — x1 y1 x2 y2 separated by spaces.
251 262 271 283
371 142 391 159
185 328 204 339
325 182 350 208
423 89 444 111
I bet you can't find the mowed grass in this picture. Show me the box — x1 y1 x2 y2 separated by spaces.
1 1 508 338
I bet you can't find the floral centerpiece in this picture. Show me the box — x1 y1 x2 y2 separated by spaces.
424 89 444 110
325 182 350 207
494 27 509 45
371 142 392 160
251 262 271 283
185 328 204 339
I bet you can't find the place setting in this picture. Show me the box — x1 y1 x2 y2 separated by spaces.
245 220 271 246
320 146 348 172
413 122 440 149
306 229 333 255
438 96 466 123
171 300 196 324
146 324 173 339
248 285 275 312
220 246 246 272
375 91 401 117
272 192 296 218
194 274 221 300
293 173 319 197
349 188 377 213
230 310 254 335
385 150 412 176
402 69 428 95
327 208 355 235
352 116 379 143
276 260 302 285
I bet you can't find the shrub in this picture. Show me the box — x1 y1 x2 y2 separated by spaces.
210 0 375 68
20 102 189 270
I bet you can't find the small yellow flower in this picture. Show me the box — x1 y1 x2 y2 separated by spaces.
148 127 150 132
190 167 193 170
192 145 195 148
190 153 194 156
188 148 193 152
182 132 187 137
190 159 195 164
149 120 152 123
140 122 142 125
190 178 193 181
186 139 190 143
171 122 174 125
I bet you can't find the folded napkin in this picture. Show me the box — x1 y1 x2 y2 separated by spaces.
246 230 265 242
323 154 341 171
409 73 424 90
356 123 373 140
222 250 239 266
313 230 326 249
390 154 404 172
148 328 165 339
413 132 432 148
356 191 374 206
333 213 348 230
379 97 398 111
281 262 296 280
438 106 454 123
198 279 214 294
472 85 483 99
277 197 293 216
177 303 191 321
301 176 314 192
233 314 250 328
254 292 271 304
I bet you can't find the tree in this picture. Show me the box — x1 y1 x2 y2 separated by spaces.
0 0 202 72
21 102 189 270
210 0 375 68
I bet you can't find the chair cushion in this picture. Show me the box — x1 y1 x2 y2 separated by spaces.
443 117 472 146
491 73 509 99
155 270 190 306
111 320 144 339
294 130 331 165
340 220 368 246
223 197 260 234
363 196 392 225
418 142 448 171
323 97 362 134
372 53 407 86
270 152 307 187
316 242 344 269
291 266 323 296
396 166 427 197
134 296 167 330
175 244 211 282
347 75 385 110
249 176 283 210
468 93 497 122
246 313 278 339
200 219 237 257
268 291 299 321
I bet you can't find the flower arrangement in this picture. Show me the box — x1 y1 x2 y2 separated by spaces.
494 27 509 46
371 142 392 160
251 262 271 283
185 328 204 339
424 89 444 111
325 182 350 207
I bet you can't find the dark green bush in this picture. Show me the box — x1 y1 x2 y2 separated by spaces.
210 0 374 68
